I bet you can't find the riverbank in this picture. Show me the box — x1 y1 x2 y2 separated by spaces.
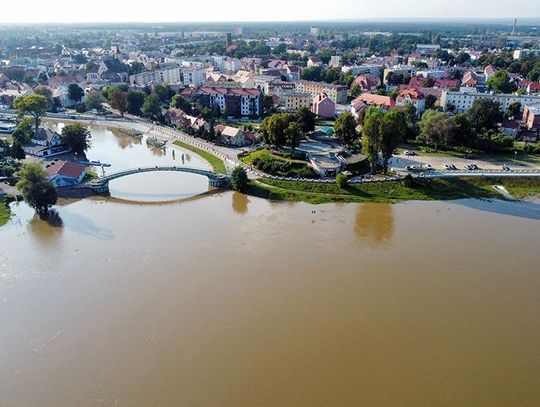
246 177 540 204
172 140 227 174
0 195 14 226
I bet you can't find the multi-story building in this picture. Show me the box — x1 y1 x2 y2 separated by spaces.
181 66 206 87
441 91 540 113
294 80 348 104
192 86 263 118
396 88 426 113
282 92 311 112
523 104 540 130
129 66 181 86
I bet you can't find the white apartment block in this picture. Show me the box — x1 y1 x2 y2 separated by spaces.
441 91 540 113
181 67 206 87
129 66 181 86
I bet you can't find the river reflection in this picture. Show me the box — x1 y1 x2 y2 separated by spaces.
231 192 250 214
354 203 394 246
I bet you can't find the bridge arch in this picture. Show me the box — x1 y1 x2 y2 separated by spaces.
88 166 230 193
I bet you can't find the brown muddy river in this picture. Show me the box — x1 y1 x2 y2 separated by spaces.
1 125 540 406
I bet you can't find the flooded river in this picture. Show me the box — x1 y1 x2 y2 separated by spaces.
1 124 540 406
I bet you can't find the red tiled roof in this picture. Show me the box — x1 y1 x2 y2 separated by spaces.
45 160 86 178
352 93 395 108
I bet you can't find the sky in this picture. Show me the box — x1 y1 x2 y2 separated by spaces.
0 0 539 23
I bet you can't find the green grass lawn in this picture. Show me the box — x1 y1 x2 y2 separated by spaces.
173 140 227 174
247 177 539 204
240 148 315 178
240 148 306 165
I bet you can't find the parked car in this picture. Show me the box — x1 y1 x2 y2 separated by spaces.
502 164 511 171
404 150 417 156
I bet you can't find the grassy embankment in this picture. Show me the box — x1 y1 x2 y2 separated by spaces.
240 148 316 178
173 140 227 174
0 195 15 226
246 177 540 205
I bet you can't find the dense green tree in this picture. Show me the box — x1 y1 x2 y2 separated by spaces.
259 113 292 147
33 86 53 110
487 70 517 94
127 90 147 116
67 84 85 103
170 94 192 114
380 108 407 172
16 162 57 215
361 108 383 173
418 110 452 151
284 122 302 152
13 94 47 132
60 123 91 154
153 84 175 104
295 108 316 134
350 83 362 98
333 112 358 147
467 98 503 132
142 93 163 122
11 117 34 145
231 166 248 192
506 101 522 120
85 90 106 111
424 94 437 110
335 173 348 189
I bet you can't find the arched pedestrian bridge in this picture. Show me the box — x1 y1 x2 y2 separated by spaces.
87 165 230 194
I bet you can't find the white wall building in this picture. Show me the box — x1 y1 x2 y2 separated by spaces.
441 91 540 113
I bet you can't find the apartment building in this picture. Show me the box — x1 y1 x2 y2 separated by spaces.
192 86 263 118
441 91 540 113
282 92 311 112
294 80 348 104
129 66 181 86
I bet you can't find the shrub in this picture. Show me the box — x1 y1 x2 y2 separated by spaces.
403 174 415 188
336 173 348 188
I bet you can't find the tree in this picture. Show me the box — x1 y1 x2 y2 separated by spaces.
231 166 248 192
506 101 522 120
418 110 452 151
109 90 128 116
362 108 383 173
16 162 57 215
67 84 85 103
259 113 292 147
170 94 192 114
467 98 503 132
142 93 163 122
153 84 175 104
350 83 362 98
284 122 302 152
13 94 47 132
380 108 407 172
127 90 147 116
333 112 358 147
295 107 316 134
85 90 106 111
60 123 91 154
425 94 437 110
34 86 53 109
11 117 34 145
487 70 517 94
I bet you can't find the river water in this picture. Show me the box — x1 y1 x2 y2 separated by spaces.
1 125 540 406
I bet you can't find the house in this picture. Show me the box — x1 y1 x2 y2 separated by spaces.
98 58 128 82
22 126 69 157
163 108 186 127
396 88 425 112
44 160 87 187
351 93 395 118
311 93 335 119
215 125 250 146
352 75 381 92
523 104 540 130
499 119 521 138
484 65 496 81
307 56 323 68
48 75 87 107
